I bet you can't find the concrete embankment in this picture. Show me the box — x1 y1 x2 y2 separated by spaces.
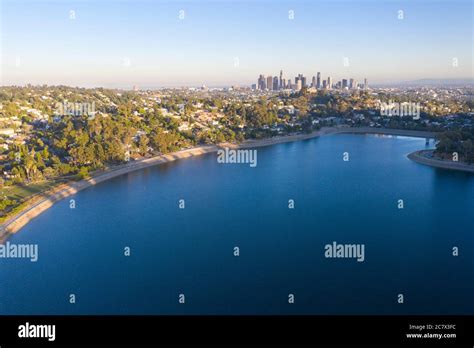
407 150 474 173
236 127 436 149
336 127 436 138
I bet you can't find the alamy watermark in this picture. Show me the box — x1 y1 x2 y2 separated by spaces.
380 100 420 120
54 101 96 119
0 242 38 262
217 147 257 167
324 241 365 262
18 322 55 341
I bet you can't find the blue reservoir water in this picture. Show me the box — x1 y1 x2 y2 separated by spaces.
0 134 473 314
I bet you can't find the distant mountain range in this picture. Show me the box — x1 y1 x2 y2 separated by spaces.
376 79 474 87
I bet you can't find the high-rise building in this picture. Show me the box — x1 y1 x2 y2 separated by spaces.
316 72 321 89
273 76 279 91
296 79 302 91
258 74 266 90
364 78 368 90
301 76 307 88
279 70 283 89
342 79 348 89
327 77 332 89
295 74 306 88
322 80 327 89
267 76 273 90
311 76 316 88
349 78 355 89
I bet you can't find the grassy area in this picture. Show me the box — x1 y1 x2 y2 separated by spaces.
0 180 64 223
0 169 100 224
2 181 58 201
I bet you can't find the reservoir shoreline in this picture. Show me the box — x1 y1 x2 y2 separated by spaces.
0 126 443 240
407 149 474 173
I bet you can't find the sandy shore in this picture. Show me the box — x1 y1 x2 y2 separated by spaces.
408 149 474 173
0 126 440 240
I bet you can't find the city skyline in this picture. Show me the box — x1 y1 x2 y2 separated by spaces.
255 70 368 91
1 0 473 88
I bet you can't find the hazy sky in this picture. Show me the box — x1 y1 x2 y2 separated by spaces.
1 0 472 88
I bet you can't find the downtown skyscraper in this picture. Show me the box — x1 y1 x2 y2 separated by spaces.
256 70 367 92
